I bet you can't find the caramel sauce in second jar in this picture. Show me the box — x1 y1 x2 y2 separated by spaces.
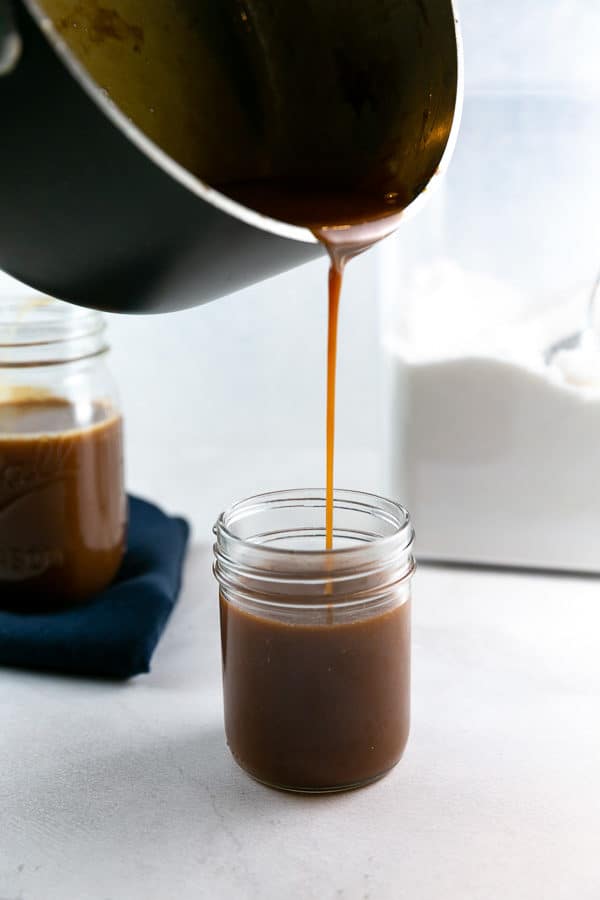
0 398 126 609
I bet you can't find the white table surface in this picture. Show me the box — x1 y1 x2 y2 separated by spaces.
2 551 600 900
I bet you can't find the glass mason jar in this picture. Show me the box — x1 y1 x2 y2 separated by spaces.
213 489 415 794
0 296 126 609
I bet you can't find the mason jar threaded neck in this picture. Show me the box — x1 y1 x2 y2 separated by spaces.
213 489 415 610
0 296 107 366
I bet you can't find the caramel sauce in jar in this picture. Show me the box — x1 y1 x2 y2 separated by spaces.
214 489 414 793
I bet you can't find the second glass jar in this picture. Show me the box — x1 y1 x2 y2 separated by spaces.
0 296 126 609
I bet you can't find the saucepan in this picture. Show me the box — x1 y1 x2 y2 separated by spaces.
0 0 462 313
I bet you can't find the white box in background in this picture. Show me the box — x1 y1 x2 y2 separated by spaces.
380 91 600 573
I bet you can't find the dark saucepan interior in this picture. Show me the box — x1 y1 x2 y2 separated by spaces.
38 0 458 228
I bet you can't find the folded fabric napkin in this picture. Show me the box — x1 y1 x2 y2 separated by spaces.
0 496 190 679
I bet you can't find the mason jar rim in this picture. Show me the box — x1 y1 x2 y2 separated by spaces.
214 488 413 556
213 489 415 611
0 296 107 366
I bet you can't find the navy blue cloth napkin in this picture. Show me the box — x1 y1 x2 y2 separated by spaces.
0 496 189 679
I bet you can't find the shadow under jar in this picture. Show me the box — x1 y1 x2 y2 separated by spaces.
213 489 415 793
0 297 126 610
